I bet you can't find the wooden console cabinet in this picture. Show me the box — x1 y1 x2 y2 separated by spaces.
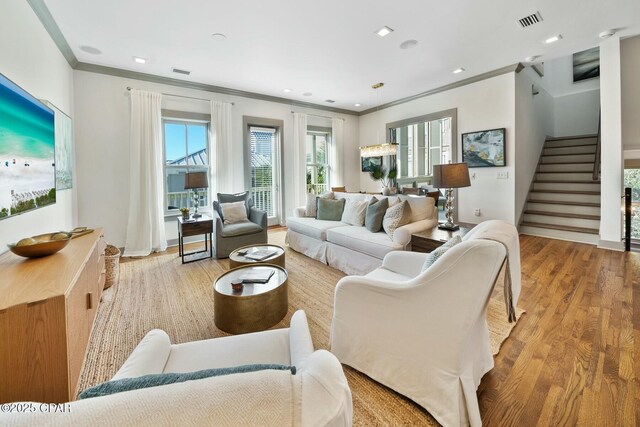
0 229 106 403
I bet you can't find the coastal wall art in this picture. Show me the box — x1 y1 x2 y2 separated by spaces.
0 73 56 220
462 128 506 168
43 100 73 190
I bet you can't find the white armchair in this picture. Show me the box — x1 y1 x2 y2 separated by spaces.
330 221 518 427
3 311 353 427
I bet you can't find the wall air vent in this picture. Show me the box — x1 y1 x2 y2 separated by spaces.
518 11 543 28
172 68 191 75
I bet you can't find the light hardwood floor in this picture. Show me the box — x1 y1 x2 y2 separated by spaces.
478 234 639 426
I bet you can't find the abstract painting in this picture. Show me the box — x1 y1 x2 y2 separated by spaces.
462 128 505 168
573 47 600 82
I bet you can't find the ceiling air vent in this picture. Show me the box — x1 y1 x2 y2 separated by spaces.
172 68 191 75
518 11 543 28
325 99 335 103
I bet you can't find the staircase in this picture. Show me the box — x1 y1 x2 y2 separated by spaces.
520 135 600 245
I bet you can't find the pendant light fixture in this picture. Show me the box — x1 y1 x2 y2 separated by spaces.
360 82 398 157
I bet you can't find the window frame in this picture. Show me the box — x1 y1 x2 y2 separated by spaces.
306 126 332 194
162 115 211 217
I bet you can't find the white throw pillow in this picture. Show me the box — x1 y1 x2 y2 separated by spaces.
221 201 248 224
304 191 334 218
398 195 434 223
341 199 368 226
421 235 462 272
382 201 410 238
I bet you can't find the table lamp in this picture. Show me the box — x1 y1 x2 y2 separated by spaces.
184 172 209 218
432 162 471 230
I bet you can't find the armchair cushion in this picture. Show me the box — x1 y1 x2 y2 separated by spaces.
216 192 254 221
80 364 295 399
220 201 248 224
220 220 263 237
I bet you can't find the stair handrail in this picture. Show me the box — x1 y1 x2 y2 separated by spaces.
593 111 601 181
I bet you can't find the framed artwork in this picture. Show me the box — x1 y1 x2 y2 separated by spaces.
462 128 505 168
573 47 599 82
361 156 382 172
43 100 73 190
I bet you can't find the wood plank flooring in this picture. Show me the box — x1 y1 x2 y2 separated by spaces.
478 235 639 426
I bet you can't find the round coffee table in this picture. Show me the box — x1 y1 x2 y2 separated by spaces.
229 244 286 269
213 265 288 334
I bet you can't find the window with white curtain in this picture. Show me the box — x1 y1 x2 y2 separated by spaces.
163 118 210 213
306 127 331 193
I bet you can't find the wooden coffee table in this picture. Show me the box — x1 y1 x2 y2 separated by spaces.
229 244 285 268
213 265 288 334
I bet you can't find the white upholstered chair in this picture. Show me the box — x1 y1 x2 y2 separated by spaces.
330 220 519 427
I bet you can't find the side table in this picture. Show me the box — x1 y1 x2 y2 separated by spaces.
411 222 475 253
177 215 213 264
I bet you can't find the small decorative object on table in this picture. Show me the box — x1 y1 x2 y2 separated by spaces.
231 279 244 292
7 231 72 258
179 207 190 220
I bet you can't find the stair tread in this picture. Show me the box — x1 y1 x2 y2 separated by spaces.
524 210 600 220
540 161 597 165
545 134 597 141
536 170 597 173
521 221 599 234
530 189 600 195
528 200 601 207
543 143 597 149
541 153 596 157
534 180 600 184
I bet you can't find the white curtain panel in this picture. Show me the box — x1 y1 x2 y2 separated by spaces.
123 90 167 257
292 113 308 209
211 101 233 195
330 118 344 188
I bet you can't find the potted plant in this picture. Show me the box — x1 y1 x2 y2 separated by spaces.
369 164 397 196
179 207 190 220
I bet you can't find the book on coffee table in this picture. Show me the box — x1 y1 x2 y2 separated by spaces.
240 269 275 284
244 249 277 261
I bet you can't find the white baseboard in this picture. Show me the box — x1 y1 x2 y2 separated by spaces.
597 239 625 251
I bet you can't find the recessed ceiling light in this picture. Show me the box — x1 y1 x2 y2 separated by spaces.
303 92 312 97
376 26 394 37
354 103 361 107
80 45 102 55
211 33 227 41
283 88 292 93
133 56 147 64
525 55 540 63
599 29 616 39
399 40 418 49
544 34 562 44
453 68 465 74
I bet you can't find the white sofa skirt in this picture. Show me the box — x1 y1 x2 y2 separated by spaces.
326 243 385 276
286 229 328 264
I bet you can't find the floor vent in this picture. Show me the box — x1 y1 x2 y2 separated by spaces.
519 11 543 28
172 68 191 75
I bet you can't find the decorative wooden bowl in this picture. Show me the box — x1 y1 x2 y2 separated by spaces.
7 232 73 258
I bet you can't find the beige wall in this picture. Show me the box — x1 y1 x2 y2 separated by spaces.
622 35 640 151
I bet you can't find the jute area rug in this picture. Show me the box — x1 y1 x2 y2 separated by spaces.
79 230 523 426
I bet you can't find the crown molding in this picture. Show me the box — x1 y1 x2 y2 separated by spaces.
27 0 78 68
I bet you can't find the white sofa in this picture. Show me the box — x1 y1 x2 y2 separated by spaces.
286 192 438 275
330 220 520 427
2 311 353 427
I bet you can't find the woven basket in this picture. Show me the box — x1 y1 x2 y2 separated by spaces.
104 245 121 289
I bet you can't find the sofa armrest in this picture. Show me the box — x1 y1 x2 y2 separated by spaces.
289 310 315 368
381 251 430 278
111 329 172 380
293 207 306 218
393 218 438 247
249 207 267 228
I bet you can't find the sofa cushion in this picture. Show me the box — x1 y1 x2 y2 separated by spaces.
365 197 388 233
79 364 295 399
326 226 402 259
341 199 368 226
221 201 248 224
221 220 263 237
316 198 345 221
398 195 435 223
382 200 410 239
286 217 346 241
421 235 462 272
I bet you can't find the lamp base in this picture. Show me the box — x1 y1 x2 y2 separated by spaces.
438 223 460 231
192 213 202 219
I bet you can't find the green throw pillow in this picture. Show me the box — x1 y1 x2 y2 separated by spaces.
365 197 389 232
421 235 462 272
316 198 346 221
79 364 295 399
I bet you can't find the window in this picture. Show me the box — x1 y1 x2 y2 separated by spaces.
306 129 330 193
249 126 276 217
163 119 210 213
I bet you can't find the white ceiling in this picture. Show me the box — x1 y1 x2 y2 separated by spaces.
43 0 640 113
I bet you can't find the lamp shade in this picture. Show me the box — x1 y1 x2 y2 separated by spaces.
432 163 471 189
184 171 209 189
